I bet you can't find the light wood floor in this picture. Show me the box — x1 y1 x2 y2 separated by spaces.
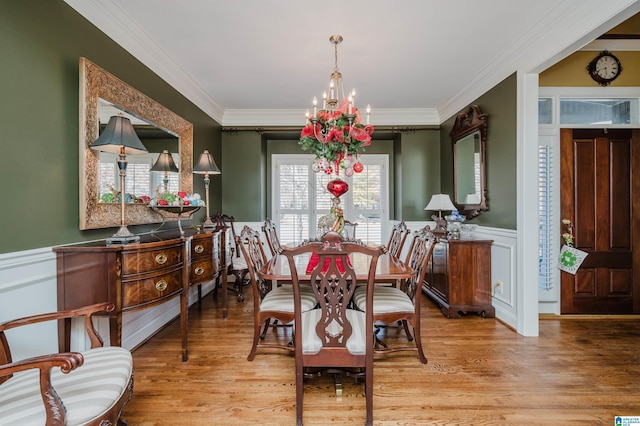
121 285 640 425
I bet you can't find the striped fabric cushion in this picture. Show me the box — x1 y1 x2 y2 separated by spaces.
231 256 248 270
353 285 414 313
300 309 366 355
0 346 132 426
260 285 317 312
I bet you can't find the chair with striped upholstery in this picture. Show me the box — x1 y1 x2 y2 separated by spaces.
212 212 249 302
0 302 133 426
386 220 410 259
237 225 317 361
353 226 437 364
262 217 282 257
282 232 385 426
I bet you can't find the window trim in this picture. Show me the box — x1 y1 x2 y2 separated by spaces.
271 153 389 244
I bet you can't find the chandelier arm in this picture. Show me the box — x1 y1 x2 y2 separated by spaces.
310 118 328 143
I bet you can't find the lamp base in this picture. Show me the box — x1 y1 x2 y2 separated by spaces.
202 217 216 228
106 226 140 244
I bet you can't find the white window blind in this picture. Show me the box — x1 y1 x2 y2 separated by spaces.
273 154 388 245
538 145 554 292
97 153 180 199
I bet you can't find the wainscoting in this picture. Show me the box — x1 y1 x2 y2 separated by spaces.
0 222 517 361
0 245 215 361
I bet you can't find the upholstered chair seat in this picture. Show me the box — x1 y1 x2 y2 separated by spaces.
300 309 367 355
0 346 132 425
260 284 317 312
353 285 414 313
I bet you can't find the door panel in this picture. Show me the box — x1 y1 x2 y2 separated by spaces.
560 129 639 314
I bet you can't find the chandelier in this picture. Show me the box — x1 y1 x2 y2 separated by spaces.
299 35 375 237
299 34 374 177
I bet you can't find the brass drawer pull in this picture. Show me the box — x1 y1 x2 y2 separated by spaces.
155 280 168 292
194 245 204 254
155 253 168 264
194 267 205 276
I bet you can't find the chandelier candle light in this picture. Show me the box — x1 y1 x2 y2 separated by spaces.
299 34 374 235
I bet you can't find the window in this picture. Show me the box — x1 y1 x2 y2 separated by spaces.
272 154 388 245
538 145 554 293
97 152 180 200
559 98 638 125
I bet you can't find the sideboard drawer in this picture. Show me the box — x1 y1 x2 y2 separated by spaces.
122 268 183 308
190 259 215 284
121 245 183 275
191 238 213 257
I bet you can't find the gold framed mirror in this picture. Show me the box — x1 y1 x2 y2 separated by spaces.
451 105 488 218
79 57 193 230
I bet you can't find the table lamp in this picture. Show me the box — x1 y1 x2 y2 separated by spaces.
193 149 221 228
424 193 456 236
151 149 179 194
424 194 456 218
90 115 148 243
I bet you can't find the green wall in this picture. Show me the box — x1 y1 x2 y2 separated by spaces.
222 129 441 222
400 130 441 220
440 73 517 229
0 0 222 253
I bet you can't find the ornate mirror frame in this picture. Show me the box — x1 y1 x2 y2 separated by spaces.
450 104 488 218
79 57 193 230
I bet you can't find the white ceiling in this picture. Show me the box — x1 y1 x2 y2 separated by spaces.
64 0 640 127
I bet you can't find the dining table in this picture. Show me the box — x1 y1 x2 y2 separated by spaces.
258 249 415 283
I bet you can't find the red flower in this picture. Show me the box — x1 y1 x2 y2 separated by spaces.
300 122 317 138
317 110 330 121
337 98 350 115
327 127 345 142
349 126 372 145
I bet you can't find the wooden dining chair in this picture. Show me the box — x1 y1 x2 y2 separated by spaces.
386 220 410 259
261 217 282 257
282 232 385 426
353 226 437 364
211 212 249 302
0 303 134 425
237 225 317 361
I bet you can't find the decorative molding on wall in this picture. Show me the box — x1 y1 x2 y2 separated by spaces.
63 0 225 124
221 108 440 127
465 226 517 329
0 222 520 356
0 245 218 357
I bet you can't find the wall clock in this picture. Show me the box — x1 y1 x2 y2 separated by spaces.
587 50 622 86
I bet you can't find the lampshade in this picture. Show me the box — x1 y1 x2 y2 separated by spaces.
193 150 220 229
424 194 456 212
151 150 178 172
90 115 148 154
193 150 221 174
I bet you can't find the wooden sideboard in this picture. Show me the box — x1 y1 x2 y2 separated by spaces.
53 229 223 362
422 238 495 318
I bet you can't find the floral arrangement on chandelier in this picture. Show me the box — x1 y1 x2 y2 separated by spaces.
299 34 375 238
299 98 374 176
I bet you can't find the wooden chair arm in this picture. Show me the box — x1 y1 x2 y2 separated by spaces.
0 303 115 369
0 352 84 425
0 352 84 378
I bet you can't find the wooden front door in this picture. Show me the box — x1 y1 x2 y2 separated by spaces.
560 128 640 314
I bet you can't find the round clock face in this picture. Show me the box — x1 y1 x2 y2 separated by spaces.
588 51 622 86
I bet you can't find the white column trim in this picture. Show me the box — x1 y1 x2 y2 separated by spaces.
516 72 540 336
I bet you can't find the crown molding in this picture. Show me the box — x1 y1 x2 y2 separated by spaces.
222 108 440 127
63 0 225 124
65 0 640 127
581 39 640 51
438 0 640 123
